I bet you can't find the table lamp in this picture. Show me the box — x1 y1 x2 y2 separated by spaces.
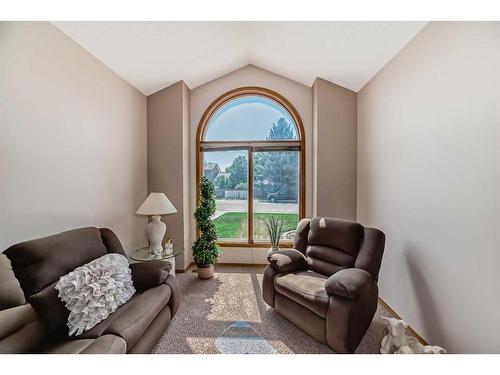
136 192 177 255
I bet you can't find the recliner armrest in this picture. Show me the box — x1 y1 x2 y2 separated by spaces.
267 249 308 273
0 304 38 340
129 261 171 291
325 268 374 299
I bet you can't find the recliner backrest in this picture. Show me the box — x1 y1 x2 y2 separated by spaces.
305 217 364 276
4 227 125 333
0 254 26 311
355 227 385 279
297 217 385 279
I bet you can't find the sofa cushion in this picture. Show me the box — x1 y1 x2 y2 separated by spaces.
79 284 171 349
5 227 108 296
274 270 329 318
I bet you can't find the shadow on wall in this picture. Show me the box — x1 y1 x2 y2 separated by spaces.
403 243 447 350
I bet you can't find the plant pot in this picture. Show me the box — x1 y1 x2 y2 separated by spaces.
267 246 280 257
197 264 215 279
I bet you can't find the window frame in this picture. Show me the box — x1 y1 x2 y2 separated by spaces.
196 87 305 248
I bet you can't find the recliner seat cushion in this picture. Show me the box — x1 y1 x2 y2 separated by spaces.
274 270 329 318
78 284 171 349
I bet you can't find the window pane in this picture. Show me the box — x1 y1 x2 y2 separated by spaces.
253 150 299 241
204 95 299 141
203 150 248 241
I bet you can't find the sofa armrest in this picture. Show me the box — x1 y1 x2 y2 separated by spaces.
164 274 180 316
325 268 374 300
267 249 308 273
129 261 171 291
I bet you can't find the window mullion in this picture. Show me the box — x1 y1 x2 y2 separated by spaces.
247 147 254 245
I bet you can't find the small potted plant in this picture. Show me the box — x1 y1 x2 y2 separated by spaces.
192 176 221 279
264 215 284 256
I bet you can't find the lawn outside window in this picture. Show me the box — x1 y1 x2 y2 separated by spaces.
196 87 305 247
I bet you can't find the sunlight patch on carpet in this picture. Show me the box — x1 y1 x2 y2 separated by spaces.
215 320 277 354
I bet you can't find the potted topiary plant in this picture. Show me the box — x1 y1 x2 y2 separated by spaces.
193 176 221 279
264 215 284 257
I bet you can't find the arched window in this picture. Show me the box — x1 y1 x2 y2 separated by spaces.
197 87 305 247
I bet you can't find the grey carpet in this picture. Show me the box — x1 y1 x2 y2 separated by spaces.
152 265 406 354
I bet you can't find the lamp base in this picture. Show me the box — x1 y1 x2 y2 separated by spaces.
147 215 166 256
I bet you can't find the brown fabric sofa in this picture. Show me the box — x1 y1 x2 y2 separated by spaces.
0 227 179 354
263 217 385 353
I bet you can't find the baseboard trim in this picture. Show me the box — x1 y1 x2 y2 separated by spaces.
175 262 195 273
176 262 265 273
217 262 267 267
378 297 428 345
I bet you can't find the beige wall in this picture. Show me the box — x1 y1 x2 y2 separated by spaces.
147 81 191 269
189 65 313 264
181 83 193 268
312 78 357 220
0 22 148 252
357 22 500 353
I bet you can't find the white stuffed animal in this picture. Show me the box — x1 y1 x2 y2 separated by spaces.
395 336 423 354
380 317 411 354
422 345 447 354
380 317 446 354
396 341 447 354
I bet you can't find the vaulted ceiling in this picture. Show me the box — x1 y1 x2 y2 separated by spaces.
53 21 427 96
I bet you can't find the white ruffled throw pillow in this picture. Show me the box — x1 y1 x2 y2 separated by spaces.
55 253 135 336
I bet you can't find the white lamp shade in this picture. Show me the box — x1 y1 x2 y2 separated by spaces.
136 192 177 216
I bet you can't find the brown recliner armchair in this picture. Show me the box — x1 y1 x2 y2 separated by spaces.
0 227 180 354
263 217 385 353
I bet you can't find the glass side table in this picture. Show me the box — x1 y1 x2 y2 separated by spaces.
130 248 184 276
